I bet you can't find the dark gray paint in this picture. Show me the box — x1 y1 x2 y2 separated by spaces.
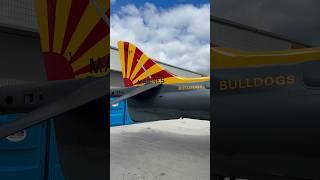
213 61 320 179
0 29 45 80
212 0 320 46
0 76 108 138
212 21 292 51
111 81 210 122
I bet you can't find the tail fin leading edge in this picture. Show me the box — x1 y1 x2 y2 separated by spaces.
36 0 110 80
117 41 209 87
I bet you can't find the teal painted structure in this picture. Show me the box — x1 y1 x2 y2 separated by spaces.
110 98 134 126
0 98 132 179
0 115 64 180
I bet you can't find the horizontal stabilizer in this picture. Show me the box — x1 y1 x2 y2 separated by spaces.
0 76 108 139
110 83 161 105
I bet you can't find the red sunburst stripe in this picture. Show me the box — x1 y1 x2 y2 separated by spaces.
61 0 90 55
131 59 155 82
129 47 143 78
123 42 129 77
69 18 109 64
134 70 173 85
47 0 56 52
74 55 108 75
151 69 174 79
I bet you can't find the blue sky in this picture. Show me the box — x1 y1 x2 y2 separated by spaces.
111 0 209 12
110 0 210 75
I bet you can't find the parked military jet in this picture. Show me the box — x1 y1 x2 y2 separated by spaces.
111 41 210 122
0 0 109 179
212 46 320 180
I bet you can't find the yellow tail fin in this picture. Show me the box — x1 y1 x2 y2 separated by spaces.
35 0 109 80
117 41 209 87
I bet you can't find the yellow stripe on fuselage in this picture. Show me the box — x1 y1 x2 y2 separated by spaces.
163 76 210 84
133 76 210 86
212 47 320 70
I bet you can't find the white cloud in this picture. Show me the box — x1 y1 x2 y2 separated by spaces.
110 3 210 75
111 0 117 5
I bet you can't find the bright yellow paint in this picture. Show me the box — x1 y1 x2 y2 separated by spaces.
130 54 149 80
35 0 49 52
132 76 210 86
212 47 320 70
64 3 101 59
53 0 72 54
161 76 209 84
126 44 136 78
118 41 210 86
71 36 109 71
132 64 164 84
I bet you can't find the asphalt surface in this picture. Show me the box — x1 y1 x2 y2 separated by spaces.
110 118 210 180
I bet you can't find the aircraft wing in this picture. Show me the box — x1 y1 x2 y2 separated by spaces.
110 83 161 105
0 76 108 139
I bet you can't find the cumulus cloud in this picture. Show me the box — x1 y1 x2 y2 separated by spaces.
111 0 116 5
111 2 210 75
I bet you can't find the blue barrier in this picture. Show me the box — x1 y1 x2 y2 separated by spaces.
47 121 64 180
110 98 126 126
0 114 47 180
0 115 65 180
0 98 133 179
110 99 134 126
124 101 134 125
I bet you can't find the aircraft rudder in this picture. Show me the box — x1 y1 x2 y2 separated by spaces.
117 41 177 87
35 0 110 80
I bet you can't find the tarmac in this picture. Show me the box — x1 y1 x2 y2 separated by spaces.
110 118 210 180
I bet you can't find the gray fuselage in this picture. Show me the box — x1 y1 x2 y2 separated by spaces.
0 78 102 114
112 81 210 122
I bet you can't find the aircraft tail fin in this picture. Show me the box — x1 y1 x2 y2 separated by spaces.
117 41 209 87
35 0 109 80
